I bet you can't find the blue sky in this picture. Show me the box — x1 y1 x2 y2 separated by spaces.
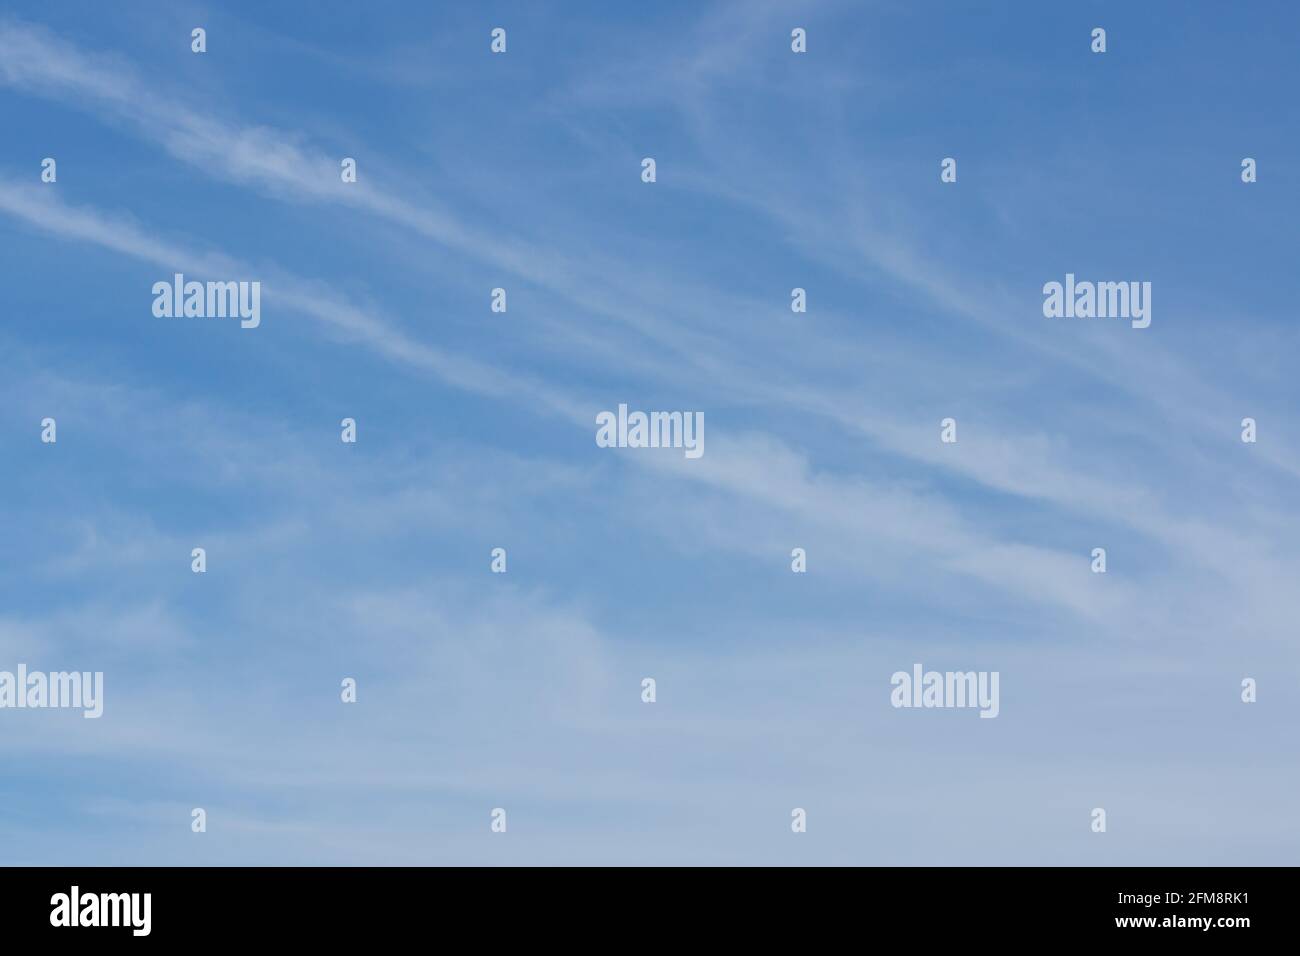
1 0 1298 865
